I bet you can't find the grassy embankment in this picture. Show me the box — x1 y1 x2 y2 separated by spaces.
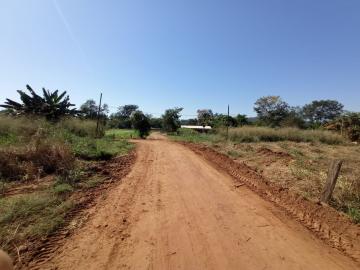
0 116 134 254
171 127 360 223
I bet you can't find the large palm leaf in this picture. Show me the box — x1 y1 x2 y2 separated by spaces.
0 85 79 120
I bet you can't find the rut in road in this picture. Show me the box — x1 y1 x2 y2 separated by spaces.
33 138 359 270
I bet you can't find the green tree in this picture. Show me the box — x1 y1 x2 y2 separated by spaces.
302 100 344 126
162 107 183 132
197 109 214 126
235 114 249 126
280 107 305 128
80 99 108 119
254 96 290 127
131 110 151 138
181 118 198 125
149 117 163 129
212 114 237 128
117 105 139 119
0 85 78 120
112 104 139 128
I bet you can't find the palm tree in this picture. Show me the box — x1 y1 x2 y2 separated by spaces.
0 85 78 120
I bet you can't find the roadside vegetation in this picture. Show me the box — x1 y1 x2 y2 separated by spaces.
0 86 134 259
1 83 360 262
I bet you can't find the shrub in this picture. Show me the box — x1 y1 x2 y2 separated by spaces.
130 110 151 138
0 139 74 182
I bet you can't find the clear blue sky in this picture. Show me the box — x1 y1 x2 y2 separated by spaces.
0 0 359 118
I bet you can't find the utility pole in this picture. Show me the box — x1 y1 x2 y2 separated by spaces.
226 104 230 140
96 93 103 137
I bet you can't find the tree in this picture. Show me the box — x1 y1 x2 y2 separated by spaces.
162 107 183 132
235 114 249 126
254 96 290 127
211 113 237 128
280 107 305 128
0 85 78 120
181 118 198 125
131 110 151 138
117 105 139 119
111 104 139 129
149 117 163 129
197 109 214 126
80 99 108 119
302 100 344 125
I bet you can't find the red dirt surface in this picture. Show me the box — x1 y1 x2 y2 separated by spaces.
17 152 135 270
29 135 360 270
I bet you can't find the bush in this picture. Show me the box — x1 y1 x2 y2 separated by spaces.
130 111 151 138
0 138 74 182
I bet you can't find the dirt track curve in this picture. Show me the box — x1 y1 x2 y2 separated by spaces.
33 135 359 270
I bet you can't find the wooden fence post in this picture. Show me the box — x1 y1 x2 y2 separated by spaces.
320 160 343 203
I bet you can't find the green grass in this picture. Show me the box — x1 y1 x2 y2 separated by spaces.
0 192 74 250
169 128 219 144
68 135 134 160
106 129 139 139
83 176 106 188
53 183 74 195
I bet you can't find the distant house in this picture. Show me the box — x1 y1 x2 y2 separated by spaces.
181 125 212 132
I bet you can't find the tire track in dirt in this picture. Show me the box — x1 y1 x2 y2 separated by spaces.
34 137 360 270
182 141 360 262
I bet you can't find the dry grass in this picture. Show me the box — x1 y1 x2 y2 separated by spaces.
216 141 360 222
58 118 101 138
219 126 347 144
0 138 74 182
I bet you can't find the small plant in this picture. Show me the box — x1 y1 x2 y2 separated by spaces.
347 207 360 223
53 183 74 195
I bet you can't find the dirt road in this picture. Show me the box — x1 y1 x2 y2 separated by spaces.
34 137 359 270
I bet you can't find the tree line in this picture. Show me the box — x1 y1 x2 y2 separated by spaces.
1 86 359 140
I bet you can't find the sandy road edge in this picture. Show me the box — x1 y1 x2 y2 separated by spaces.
20 150 137 270
178 141 360 262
